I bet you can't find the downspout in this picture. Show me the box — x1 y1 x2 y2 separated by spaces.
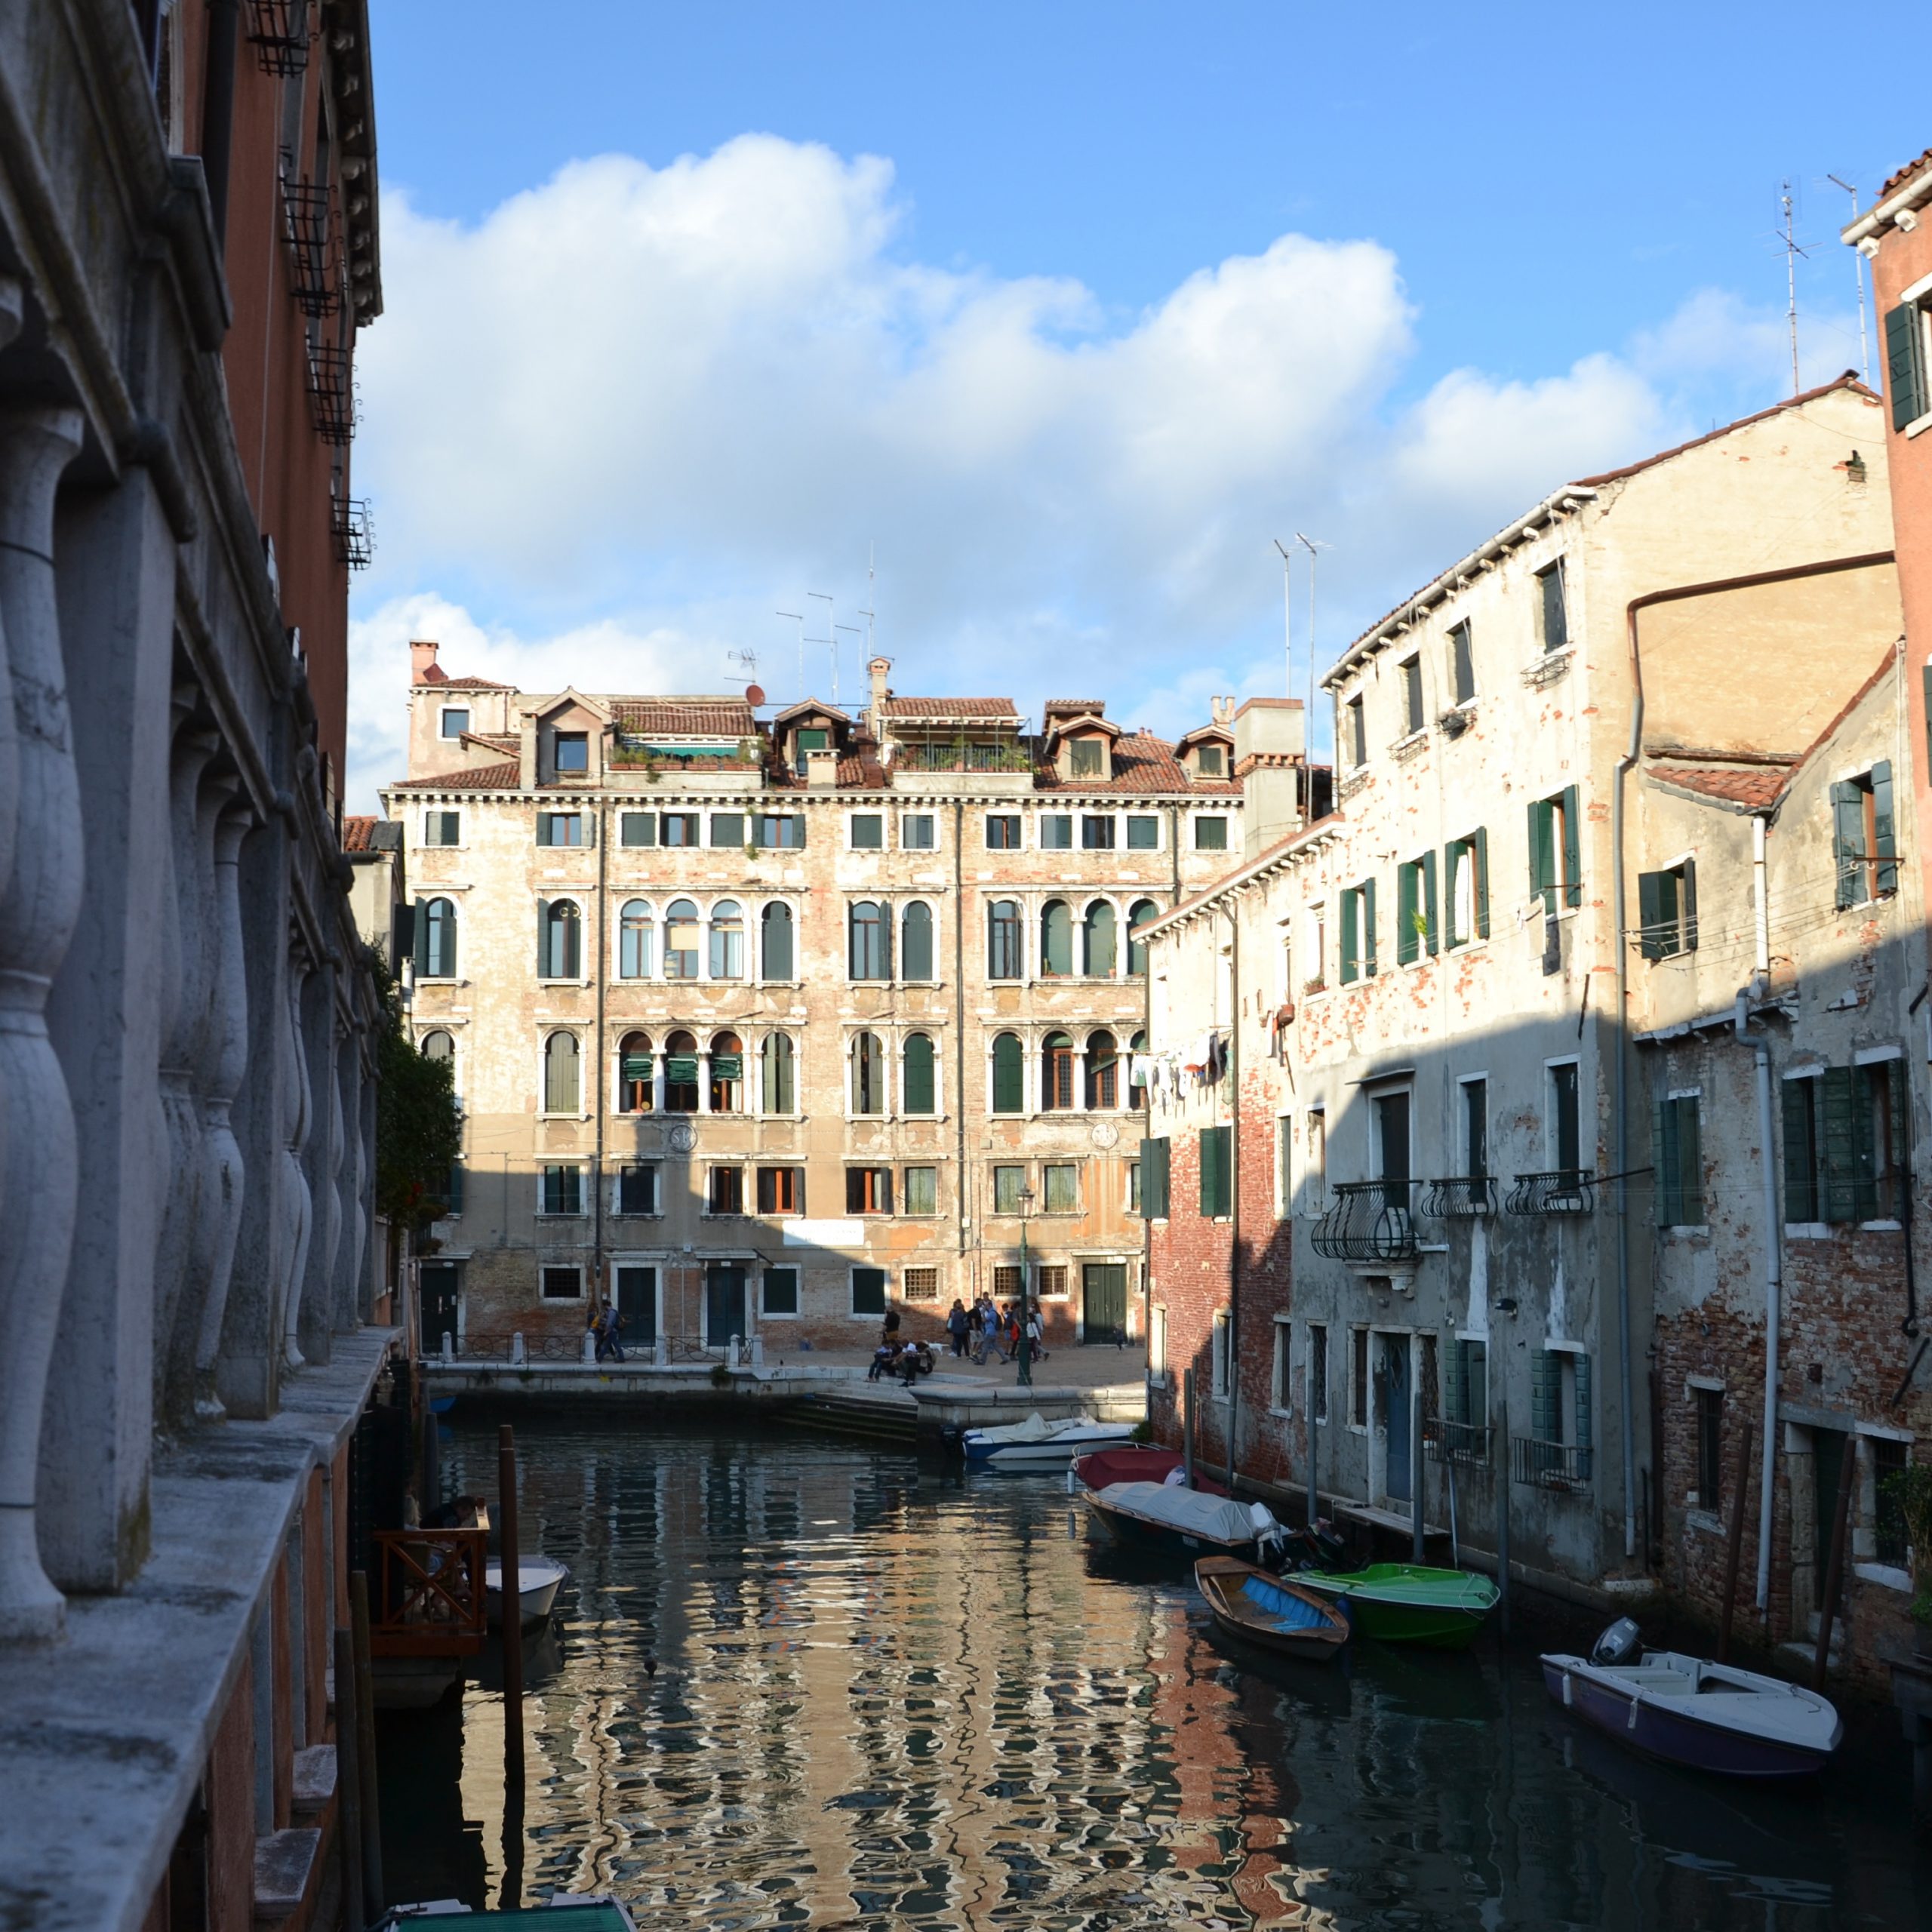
593 798 608 1312
1746 814 1783 1611
1226 901 1241 1489
1619 548 1894 1569
955 798 968 1266
200 0 240 253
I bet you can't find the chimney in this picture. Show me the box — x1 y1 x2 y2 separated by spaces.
1233 698 1307 859
410 638 441 684
867 657 893 758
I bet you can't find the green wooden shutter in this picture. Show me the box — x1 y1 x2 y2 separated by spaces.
1340 889 1359 984
1850 1064 1881 1222
1531 1349 1559 1442
1681 859 1698 952
1560 786 1582 909
1653 1099 1677 1225
1423 849 1439 955
1443 842 1463 948
1447 1336 1469 1428
1781 1075 1817 1223
1199 1126 1220 1218
1822 1066 1858 1222
535 897 549 975
1362 878 1378 977
413 898 431 975
1397 863 1419 965
445 1163 464 1215
1924 666 1932 769
1528 799 1552 913
1680 1099 1703 1226
1831 782 1863 909
1140 1137 1170 1219
992 1034 1023 1113
1872 760 1898 894
1638 870 1663 961
903 1035 934 1115
1886 302 1927 431
1574 1352 1592 1455
1474 826 1491 940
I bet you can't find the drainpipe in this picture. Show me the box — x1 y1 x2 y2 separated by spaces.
1618 549 1894 1569
593 799 608 1311
200 0 240 254
955 799 968 1265
1225 901 1241 1489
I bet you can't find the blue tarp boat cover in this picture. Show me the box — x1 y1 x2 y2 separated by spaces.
1238 1573 1328 1630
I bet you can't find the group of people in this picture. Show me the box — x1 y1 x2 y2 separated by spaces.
867 1306 939 1383
944 1296 1046 1367
587 1302 627 1362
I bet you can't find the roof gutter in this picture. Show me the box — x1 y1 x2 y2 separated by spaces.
1843 163 1932 249
1614 547 1895 1567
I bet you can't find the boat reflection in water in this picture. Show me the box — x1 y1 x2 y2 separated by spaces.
371 1418 1921 1931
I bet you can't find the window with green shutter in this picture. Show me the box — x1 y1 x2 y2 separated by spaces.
991 1032 1024 1115
1832 766 1897 909
1396 854 1439 964
1139 1136 1171 1219
1528 786 1580 914
1638 860 1698 959
1444 830 1489 947
1885 300 1928 432
1340 887 1360 984
1781 1075 1821 1223
1199 1125 1232 1218
1654 1093 1704 1226
903 1032 936 1115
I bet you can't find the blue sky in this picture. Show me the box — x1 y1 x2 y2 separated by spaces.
348 2 1922 807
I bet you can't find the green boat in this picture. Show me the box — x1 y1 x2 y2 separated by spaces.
1294 1563 1500 1649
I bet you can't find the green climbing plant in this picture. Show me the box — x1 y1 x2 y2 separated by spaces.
371 951 463 1241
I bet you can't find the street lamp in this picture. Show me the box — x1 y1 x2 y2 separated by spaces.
1017 1184 1036 1386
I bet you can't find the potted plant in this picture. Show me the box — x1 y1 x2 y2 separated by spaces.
1882 1460 1932 1654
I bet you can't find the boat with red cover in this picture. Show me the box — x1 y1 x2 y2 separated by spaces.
1070 1446 1226 1495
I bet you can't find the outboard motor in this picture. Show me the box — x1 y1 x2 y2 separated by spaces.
1590 1616 1643 1667
1249 1500 1284 1565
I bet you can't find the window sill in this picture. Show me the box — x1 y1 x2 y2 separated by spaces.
1685 1508 1723 1537
761 1309 800 1321
1266 1404 1293 1421
536 1213 587 1221
1854 1562 1912 1591
1906 410 1932 440
1861 1219 1903 1232
1785 1222 1832 1240
611 1211 663 1220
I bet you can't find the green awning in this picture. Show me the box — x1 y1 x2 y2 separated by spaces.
710 1054 744 1081
664 1055 699 1083
621 1054 654 1082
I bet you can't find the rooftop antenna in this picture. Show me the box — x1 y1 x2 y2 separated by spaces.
776 611 804 700
1826 174 1870 383
1295 533 1330 753
1779 182 1810 396
807 590 834 703
835 625 861 711
1272 539 1294 702
861 541 876 658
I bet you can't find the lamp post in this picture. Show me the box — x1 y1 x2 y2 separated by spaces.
1017 1184 1035 1386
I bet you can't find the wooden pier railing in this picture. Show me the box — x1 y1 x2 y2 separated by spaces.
369 1527 488 1657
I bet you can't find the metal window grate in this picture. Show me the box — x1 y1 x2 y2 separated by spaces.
1312 1179 1422 1263
903 1267 940 1302
1504 1169 1595 1216
306 343 357 445
331 495 372 568
1426 1420 1492 1466
247 0 312 75
1420 1175 1497 1218
1511 1435 1593 1491
280 160 340 318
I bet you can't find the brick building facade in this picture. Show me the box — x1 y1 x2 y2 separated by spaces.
381 648 1319 1357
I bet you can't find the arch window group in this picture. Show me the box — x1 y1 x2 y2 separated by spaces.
990 1028 1138 1115
987 897 1158 981
609 897 796 981
614 1027 798 1116
846 900 937 982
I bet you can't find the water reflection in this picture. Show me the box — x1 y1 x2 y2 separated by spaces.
377 1418 1927 1930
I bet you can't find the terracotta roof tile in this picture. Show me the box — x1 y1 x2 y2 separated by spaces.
1043 699 1106 715
614 700 756 737
429 672 514 690
877 696 1019 718
837 751 890 788
1651 764 1792 809
342 815 378 852
392 759 523 792
1881 147 1932 198
1032 730 1241 795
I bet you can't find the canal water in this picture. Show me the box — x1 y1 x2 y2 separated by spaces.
379 1415 1930 1930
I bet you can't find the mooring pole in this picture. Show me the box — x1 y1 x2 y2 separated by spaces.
1495 1387 1511 1636
1305 1345 1318 1529
1812 1441 1858 1694
1183 1367 1196 1490
1411 1380 1425 1562
1716 1417 1755 1663
498 1423 526 1903
348 1571 383 1918
333 1627 366 1932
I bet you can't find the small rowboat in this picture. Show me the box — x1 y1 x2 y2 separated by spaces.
1294 1562 1500 1649
1195 1556 1351 1663
484 1555 570 1629
1541 1643 1841 1778
1070 1446 1227 1495
1083 1481 1284 1563
962 1413 1140 1471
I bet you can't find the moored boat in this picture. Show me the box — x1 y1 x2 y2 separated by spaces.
962 1412 1140 1471
1195 1555 1351 1663
380 1894 637 1927
1083 1480 1284 1562
1070 1446 1227 1494
1541 1621 1841 1778
484 1554 571 1629
1294 1562 1499 1648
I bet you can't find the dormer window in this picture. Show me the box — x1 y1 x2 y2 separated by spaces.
440 707 469 740
555 731 589 773
1070 738 1106 778
1197 744 1225 777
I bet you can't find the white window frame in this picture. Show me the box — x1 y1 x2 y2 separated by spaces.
1211 1308 1232 1402
610 1162 663 1219
1544 1054 1583 1172
537 1030 586 1119
438 705 470 740
847 809 886 853
1269 1315 1294 1417
899 812 938 852
537 1162 586 1219
537 1261 584 1302
760 1263 802 1321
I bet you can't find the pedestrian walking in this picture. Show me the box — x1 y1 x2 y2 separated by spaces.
946 1299 970 1358
1026 1309 1048 1362
605 1303 626 1363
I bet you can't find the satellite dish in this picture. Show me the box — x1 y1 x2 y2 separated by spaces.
746 683 766 707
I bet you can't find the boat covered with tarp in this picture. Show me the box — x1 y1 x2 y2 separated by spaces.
1294 1562 1500 1648
1083 1480 1283 1561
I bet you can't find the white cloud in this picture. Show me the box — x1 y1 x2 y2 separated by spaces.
346 134 1814 809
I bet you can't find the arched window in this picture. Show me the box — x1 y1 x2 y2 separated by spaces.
761 902 795 981
1130 1029 1149 1107
903 1032 936 1115
619 900 654 979
851 1031 885 1114
901 902 934 981
849 901 890 980
761 1032 795 1114
539 899 581 979
663 1029 700 1112
664 900 700 980
1085 1029 1119 1109
1083 901 1116 977
543 1031 581 1113
1042 1030 1075 1110
709 1029 744 1112
420 1029 454 1063
417 897 458 978
991 1032 1024 1114
1041 900 1073 977
617 1031 654 1112
1128 900 1158 978
709 900 744 980
988 900 1023 980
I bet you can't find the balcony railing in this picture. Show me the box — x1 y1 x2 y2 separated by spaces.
1505 1169 1595 1216
305 344 356 445
1312 1178 1422 1264
1426 1420 1493 1466
454 1330 727 1364
1421 1175 1498 1218
368 1527 487 1658
1510 1437 1594 1492
247 0 312 76
892 741 1033 774
279 165 339 318
331 496 372 569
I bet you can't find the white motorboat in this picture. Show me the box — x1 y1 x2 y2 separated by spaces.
484 1554 570 1629
1541 1620 1842 1777
961 1412 1140 1471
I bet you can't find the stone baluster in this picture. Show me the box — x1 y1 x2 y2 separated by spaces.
0 405 86 1641
183 792 251 1423
312 1017 343 1345
277 956 313 1369
345 1054 370 1324
0 282 22 907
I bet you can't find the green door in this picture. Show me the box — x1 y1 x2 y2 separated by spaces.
1082 1263 1127 1342
1814 1427 1849 1580
617 1265 657 1346
420 1263 459 1353
706 1264 747 1348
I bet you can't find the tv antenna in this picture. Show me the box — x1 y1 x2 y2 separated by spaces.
861 542 877 659
1272 539 1294 702
1295 533 1331 749
776 611 804 700
1777 182 1810 396
1826 174 1870 383
725 648 765 706
837 624 861 707
807 591 835 703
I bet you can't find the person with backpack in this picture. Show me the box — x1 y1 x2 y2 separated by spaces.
946 1299 971 1358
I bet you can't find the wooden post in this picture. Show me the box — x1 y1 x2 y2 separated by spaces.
1811 1440 1859 1694
1410 1381 1425 1562
1495 1388 1511 1636
348 1573 383 1918
1305 1346 1318 1530
333 1628 366 1932
1715 1417 1755 1663
499 1424 525 1797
